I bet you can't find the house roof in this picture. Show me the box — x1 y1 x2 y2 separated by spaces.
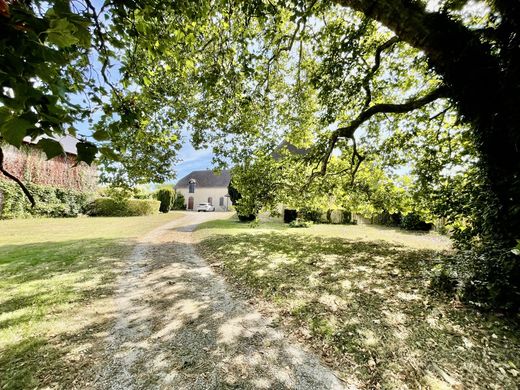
23 134 79 155
272 141 308 160
175 169 231 189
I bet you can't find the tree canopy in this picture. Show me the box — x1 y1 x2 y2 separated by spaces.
1 0 519 309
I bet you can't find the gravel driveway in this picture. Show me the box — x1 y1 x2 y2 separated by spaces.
93 212 347 390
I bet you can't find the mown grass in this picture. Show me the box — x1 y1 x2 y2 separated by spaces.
195 217 520 389
0 213 181 389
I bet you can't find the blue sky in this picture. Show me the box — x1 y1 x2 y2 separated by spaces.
175 142 214 181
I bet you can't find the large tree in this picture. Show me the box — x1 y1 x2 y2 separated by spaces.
1 0 518 308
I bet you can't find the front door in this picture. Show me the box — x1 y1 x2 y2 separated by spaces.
188 196 194 210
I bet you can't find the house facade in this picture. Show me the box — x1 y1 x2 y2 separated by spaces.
175 170 232 211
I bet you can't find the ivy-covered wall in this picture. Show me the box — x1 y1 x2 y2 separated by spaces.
1 144 97 192
0 180 92 218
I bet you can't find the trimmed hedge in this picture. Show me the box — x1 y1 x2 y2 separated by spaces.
0 179 91 219
84 198 160 216
400 212 432 231
172 193 186 210
155 188 175 213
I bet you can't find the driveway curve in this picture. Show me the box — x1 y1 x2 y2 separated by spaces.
94 212 347 390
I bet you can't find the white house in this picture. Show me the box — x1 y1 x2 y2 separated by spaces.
175 170 232 211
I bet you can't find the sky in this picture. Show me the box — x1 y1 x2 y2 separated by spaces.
175 142 214 181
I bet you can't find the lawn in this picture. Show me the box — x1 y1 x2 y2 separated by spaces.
195 217 520 389
0 213 181 390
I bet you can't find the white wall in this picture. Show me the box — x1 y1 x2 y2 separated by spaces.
176 186 232 211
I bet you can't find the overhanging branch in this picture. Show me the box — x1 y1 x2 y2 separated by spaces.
336 86 449 139
315 85 448 182
0 147 35 207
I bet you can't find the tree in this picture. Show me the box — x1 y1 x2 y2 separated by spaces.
2 0 518 308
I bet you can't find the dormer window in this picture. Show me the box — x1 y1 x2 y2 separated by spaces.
188 179 196 193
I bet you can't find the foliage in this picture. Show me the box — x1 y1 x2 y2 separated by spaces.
84 198 159 217
288 218 311 228
0 179 91 218
155 187 175 213
299 208 322 223
400 212 432 232
434 246 520 311
2 0 519 309
171 193 186 210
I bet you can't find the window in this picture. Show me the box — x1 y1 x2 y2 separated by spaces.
188 180 196 193
208 197 213 205
219 197 224 206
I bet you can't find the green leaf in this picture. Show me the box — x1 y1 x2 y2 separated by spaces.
1 118 33 147
38 138 64 159
99 146 120 160
46 18 79 48
76 142 98 165
93 130 110 141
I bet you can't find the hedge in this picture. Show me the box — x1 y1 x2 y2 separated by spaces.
84 198 160 216
155 188 175 213
0 179 91 219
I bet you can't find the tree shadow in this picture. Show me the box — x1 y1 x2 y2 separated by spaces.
195 232 520 389
0 238 134 389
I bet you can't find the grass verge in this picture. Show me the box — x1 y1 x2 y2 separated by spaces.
0 213 181 389
195 217 520 389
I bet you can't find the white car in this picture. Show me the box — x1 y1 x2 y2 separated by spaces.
196 203 215 212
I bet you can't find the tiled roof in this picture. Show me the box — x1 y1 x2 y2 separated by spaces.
175 170 231 189
23 134 79 155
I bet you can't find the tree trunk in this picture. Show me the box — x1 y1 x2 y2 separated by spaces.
337 0 520 245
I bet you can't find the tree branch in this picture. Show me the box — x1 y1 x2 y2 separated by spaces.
84 0 121 98
310 86 448 184
362 36 400 108
0 147 35 207
337 86 449 139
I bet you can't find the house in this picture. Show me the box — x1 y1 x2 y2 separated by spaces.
1 135 97 192
175 170 232 211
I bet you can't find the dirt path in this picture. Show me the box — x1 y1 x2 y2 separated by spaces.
93 212 347 390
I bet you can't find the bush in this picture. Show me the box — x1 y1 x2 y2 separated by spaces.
289 218 311 228
428 244 520 311
0 179 92 218
172 193 186 210
84 198 160 216
155 188 175 213
400 212 432 231
342 210 352 224
238 213 256 222
299 207 322 223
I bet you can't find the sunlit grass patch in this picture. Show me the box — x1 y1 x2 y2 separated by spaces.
0 213 181 389
195 217 520 389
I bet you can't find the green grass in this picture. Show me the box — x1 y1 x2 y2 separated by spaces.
195 217 520 389
0 213 181 389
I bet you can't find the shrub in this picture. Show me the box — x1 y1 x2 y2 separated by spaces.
172 193 186 210
400 212 432 231
0 179 91 218
85 198 160 216
289 218 311 228
155 188 175 213
238 213 256 222
342 210 352 224
299 207 322 223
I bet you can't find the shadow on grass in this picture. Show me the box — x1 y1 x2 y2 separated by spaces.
196 232 520 389
0 238 133 389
